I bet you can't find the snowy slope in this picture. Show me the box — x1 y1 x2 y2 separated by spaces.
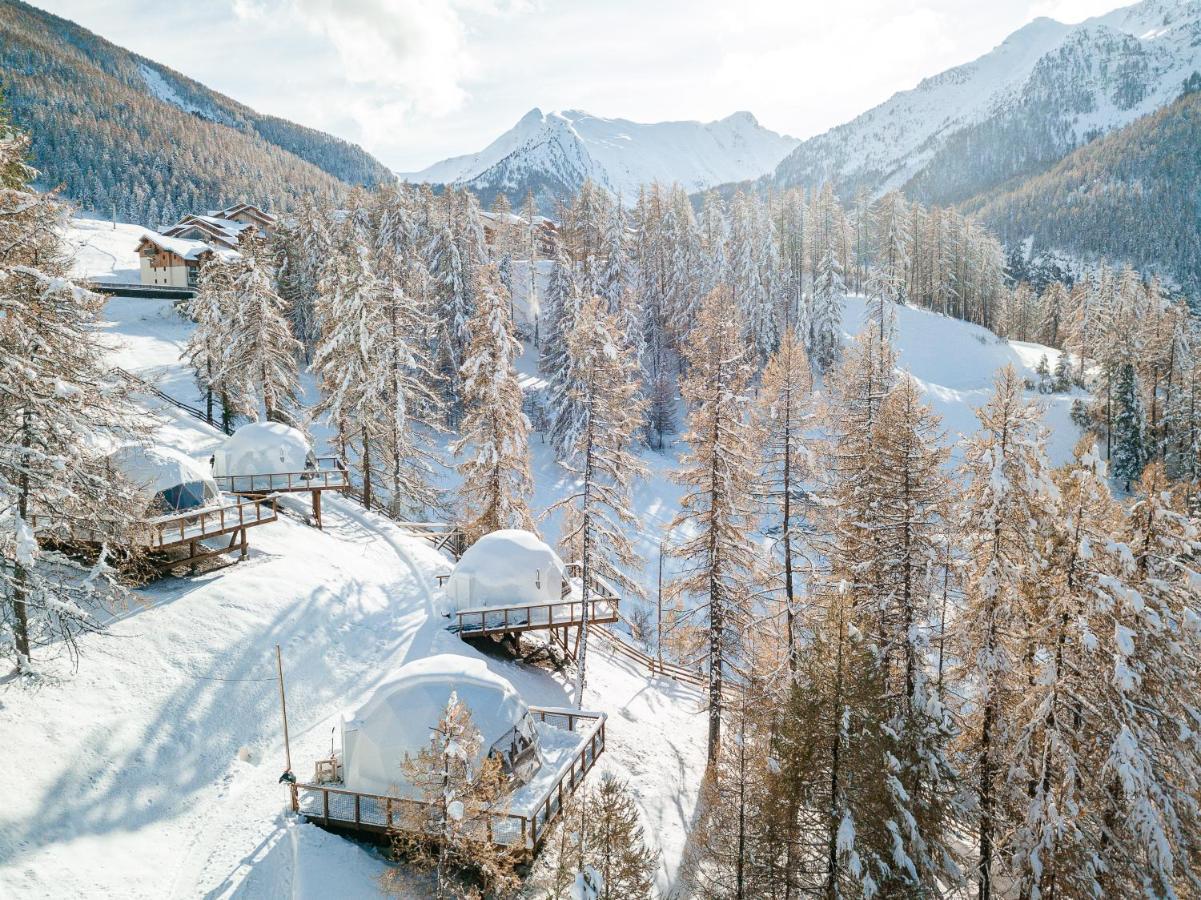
400 108 799 209
62 217 147 283
772 0 1201 202
1 287 707 898
2 222 1081 899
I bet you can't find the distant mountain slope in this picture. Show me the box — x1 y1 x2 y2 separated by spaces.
771 0 1201 205
964 84 1201 296
401 108 798 211
0 0 393 225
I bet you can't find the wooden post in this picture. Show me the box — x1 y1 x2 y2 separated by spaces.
312 489 322 530
657 540 665 673
276 644 293 779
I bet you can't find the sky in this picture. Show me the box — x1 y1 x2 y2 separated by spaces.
35 0 1125 172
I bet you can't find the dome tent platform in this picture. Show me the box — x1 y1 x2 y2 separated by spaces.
32 444 279 578
210 422 349 529
440 532 621 660
289 707 607 856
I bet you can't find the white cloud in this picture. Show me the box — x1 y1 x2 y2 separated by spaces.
234 0 475 116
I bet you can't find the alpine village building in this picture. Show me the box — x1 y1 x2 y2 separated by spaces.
137 204 276 289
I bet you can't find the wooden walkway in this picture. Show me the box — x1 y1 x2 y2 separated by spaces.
290 707 606 854
214 458 349 529
33 497 277 575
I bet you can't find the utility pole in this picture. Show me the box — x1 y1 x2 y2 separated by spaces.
276 644 293 778
657 540 665 672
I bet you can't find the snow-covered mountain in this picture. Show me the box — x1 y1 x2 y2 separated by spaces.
772 0 1201 204
400 108 799 210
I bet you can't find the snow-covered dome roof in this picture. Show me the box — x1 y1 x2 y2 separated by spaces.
341 654 540 797
444 529 568 613
211 421 314 478
109 444 220 514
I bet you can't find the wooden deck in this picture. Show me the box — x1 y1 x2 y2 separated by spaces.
213 458 349 528
33 497 278 575
290 707 606 854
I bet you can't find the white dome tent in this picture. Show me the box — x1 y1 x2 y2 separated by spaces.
109 444 220 515
444 529 568 616
340 655 541 798
210 422 348 528
211 421 315 486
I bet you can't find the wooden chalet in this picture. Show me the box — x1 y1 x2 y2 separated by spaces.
136 233 226 290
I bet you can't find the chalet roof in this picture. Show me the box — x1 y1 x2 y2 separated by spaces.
137 232 239 262
171 214 253 239
208 203 277 225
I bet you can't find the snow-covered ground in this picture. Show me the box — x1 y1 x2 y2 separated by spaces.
1 275 707 898
0 221 1082 899
62 217 147 283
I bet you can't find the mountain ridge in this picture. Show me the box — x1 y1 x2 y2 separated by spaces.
0 0 394 224
400 107 799 211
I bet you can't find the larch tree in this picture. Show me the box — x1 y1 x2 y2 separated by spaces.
950 365 1060 900
384 691 519 900
0 111 144 672
668 286 759 766
184 255 240 430
451 263 535 543
752 327 814 673
548 295 648 708
1094 463 1201 896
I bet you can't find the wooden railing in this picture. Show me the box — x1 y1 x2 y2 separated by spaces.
291 707 606 852
453 595 620 637
31 497 277 550
563 561 709 690
397 521 467 559
213 458 348 494
112 367 232 435
143 498 277 549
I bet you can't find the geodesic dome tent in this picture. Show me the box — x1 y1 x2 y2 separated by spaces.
340 654 541 797
211 422 315 484
109 444 221 515
444 529 568 615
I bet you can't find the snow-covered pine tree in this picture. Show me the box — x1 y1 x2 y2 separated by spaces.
0 113 144 671
668 286 758 765
728 191 771 364
222 234 302 426
950 365 1060 900
808 185 846 376
547 295 648 707
752 328 813 672
384 691 519 900
1112 360 1147 491
1004 439 1123 898
451 264 534 542
871 191 909 305
184 255 240 430
427 220 473 417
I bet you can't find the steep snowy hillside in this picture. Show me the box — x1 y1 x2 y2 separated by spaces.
772 0 1201 204
400 108 798 211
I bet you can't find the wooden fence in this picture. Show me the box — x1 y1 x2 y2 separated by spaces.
291 707 606 853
